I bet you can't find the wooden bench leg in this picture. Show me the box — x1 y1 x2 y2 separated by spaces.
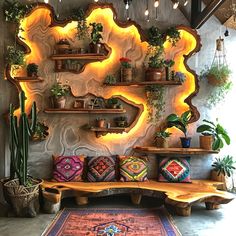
175 206 192 216
205 202 220 210
130 194 142 205
75 196 88 206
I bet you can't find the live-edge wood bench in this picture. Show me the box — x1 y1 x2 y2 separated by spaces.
41 179 234 216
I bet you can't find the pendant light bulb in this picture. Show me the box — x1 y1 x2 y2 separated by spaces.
94 0 99 2
173 1 179 9
125 3 129 9
154 0 160 8
145 9 149 16
44 0 49 3
183 0 188 6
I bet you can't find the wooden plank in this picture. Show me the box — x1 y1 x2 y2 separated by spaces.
44 108 126 114
104 80 182 86
133 146 219 155
90 127 126 132
14 77 44 82
51 53 107 60
191 0 227 29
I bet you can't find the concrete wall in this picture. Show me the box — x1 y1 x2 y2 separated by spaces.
0 0 235 197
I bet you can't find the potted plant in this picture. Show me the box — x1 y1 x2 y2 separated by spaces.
119 57 132 82
31 121 49 141
89 22 103 54
26 63 38 77
196 119 230 150
104 74 117 85
73 8 89 40
155 130 172 148
166 110 192 148
211 155 235 190
56 38 70 54
164 59 175 81
50 81 70 109
115 116 128 127
3 91 41 217
174 71 186 83
96 117 106 128
107 98 119 109
200 64 231 87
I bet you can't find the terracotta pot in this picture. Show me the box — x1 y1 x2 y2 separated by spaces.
121 67 132 82
211 170 227 191
53 96 66 109
199 135 213 150
145 68 163 81
97 119 105 128
89 43 102 54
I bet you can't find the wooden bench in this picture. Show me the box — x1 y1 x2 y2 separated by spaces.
41 179 234 216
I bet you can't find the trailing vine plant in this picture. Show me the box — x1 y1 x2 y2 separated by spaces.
145 85 166 123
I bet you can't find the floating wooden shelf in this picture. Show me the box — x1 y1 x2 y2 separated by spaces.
14 77 44 82
41 179 234 216
134 146 219 155
44 108 126 114
51 53 108 60
104 80 182 86
89 127 126 137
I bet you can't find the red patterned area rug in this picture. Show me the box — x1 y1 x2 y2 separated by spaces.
42 207 181 236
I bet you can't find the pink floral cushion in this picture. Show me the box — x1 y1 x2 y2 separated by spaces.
52 155 85 182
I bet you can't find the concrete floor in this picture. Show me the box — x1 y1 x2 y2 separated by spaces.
0 195 235 236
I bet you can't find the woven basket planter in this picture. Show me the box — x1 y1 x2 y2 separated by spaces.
207 74 228 87
3 178 42 217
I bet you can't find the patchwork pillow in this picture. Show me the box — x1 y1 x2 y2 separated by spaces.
52 155 85 182
119 156 148 182
87 156 117 182
158 157 191 183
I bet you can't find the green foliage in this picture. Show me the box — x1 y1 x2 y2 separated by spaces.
145 85 166 123
148 54 165 69
115 116 127 121
89 22 103 44
104 74 117 85
4 0 33 23
32 121 49 141
73 8 89 40
50 81 70 98
212 155 235 177
9 91 37 186
166 27 181 46
164 59 175 67
155 130 172 139
107 98 119 105
166 110 192 138
6 46 25 65
147 26 164 47
174 71 186 83
196 119 230 150
27 63 38 75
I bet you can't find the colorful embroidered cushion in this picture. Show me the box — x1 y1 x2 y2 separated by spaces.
52 155 85 182
87 156 117 182
119 156 148 182
158 157 191 183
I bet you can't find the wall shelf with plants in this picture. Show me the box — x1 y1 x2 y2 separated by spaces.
89 127 126 138
44 108 126 114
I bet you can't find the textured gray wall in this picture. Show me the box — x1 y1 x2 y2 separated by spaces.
0 0 235 195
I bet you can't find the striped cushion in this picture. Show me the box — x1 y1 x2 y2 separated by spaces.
119 156 148 182
158 157 191 183
52 155 85 182
87 156 117 182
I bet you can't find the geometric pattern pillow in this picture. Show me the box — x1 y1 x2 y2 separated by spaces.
87 156 117 182
119 156 148 182
158 157 191 183
52 155 85 182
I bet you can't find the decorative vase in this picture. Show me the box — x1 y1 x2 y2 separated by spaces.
145 68 163 81
180 137 191 148
199 135 213 150
89 43 102 54
165 67 170 81
97 119 105 128
121 67 132 82
53 96 66 109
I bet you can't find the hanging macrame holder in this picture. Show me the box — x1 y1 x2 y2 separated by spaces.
207 37 229 86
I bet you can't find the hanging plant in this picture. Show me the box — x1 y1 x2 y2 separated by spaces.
72 8 89 40
145 85 166 123
4 0 33 23
6 45 25 66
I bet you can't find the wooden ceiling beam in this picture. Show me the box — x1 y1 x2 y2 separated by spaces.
191 0 227 29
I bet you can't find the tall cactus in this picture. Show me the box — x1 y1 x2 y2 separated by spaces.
9 91 37 186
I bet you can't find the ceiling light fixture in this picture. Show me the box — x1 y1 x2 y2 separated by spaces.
145 0 149 16
124 0 132 10
172 1 179 10
44 0 49 3
94 0 99 2
154 0 160 8
183 0 188 6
